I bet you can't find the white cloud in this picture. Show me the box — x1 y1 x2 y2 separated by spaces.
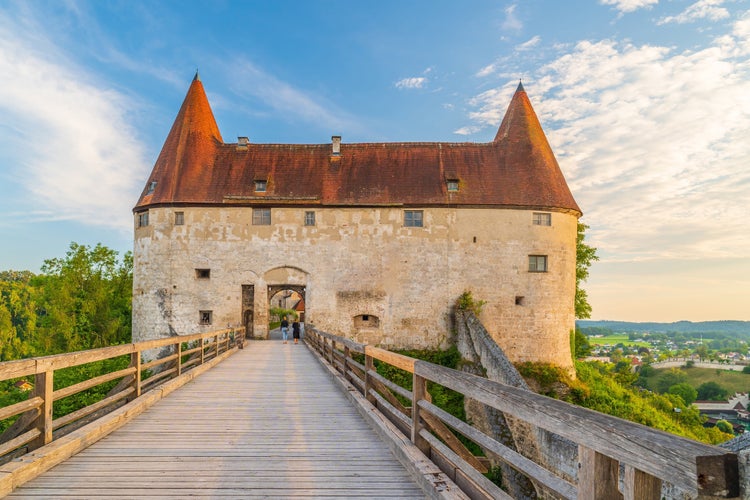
476 63 497 78
600 0 659 13
453 126 482 136
464 14 750 265
395 77 427 89
657 0 729 25
502 4 522 32
517 36 541 51
226 59 357 133
0 8 147 232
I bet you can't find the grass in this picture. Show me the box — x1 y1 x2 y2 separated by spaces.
648 366 750 395
589 334 650 347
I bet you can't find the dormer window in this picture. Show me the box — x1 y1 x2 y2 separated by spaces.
254 180 267 192
147 181 157 194
446 179 459 192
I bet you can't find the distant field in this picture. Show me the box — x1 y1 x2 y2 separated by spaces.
589 334 650 347
648 367 750 395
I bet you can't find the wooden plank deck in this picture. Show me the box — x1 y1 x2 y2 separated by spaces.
6 340 425 498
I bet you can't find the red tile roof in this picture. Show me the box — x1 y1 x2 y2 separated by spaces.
135 78 580 215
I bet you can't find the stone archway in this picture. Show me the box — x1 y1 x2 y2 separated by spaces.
268 284 306 322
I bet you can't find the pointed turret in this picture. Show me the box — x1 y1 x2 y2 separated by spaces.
492 82 580 214
134 73 223 209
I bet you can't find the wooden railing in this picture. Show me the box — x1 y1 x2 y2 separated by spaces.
0 328 243 464
305 328 739 499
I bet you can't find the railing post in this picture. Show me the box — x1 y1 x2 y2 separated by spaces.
177 342 183 376
330 340 336 367
578 445 622 500
622 465 661 500
131 350 142 398
200 336 206 365
364 351 376 404
214 335 219 358
343 345 350 383
411 368 430 455
31 369 54 449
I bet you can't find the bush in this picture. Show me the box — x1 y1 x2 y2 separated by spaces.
455 291 486 316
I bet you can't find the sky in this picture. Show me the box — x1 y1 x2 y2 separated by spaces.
0 0 748 323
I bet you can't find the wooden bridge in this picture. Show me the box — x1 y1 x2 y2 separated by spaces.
0 328 742 499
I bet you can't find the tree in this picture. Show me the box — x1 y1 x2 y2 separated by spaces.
573 328 591 358
575 222 599 319
697 381 729 401
695 344 708 362
668 383 698 406
33 242 132 354
656 369 688 393
716 420 734 434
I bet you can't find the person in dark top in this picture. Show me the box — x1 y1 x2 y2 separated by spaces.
292 320 301 344
280 316 289 344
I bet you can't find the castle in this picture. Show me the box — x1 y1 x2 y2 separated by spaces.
132 73 581 370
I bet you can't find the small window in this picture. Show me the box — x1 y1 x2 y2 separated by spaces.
354 314 380 328
199 310 213 325
446 179 459 192
147 181 157 194
195 269 210 279
533 212 551 226
304 211 316 226
252 208 271 225
404 210 423 227
528 255 548 273
254 180 267 192
515 296 525 306
175 211 185 226
137 212 149 228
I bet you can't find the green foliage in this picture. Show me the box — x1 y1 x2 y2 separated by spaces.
697 381 729 401
573 328 592 358
575 222 599 319
0 243 132 361
668 383 698 405
716 420 733 434
455 291 486 316
742 366 750 374
518 361 731 444
269 307 298 324
655 368 689 393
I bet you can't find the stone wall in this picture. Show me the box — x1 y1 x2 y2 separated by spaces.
456 309 577 498
133 205 577 370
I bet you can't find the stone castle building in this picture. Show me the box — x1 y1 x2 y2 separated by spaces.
133 73 581 370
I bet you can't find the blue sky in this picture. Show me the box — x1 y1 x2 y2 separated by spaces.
0 0 748 322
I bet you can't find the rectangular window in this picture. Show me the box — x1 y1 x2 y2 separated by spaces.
446 179 459 192
533 212 551 226
175 211 184 225
254 180 267 192
304 211 316 226
137 212 149 227
528 255 548 273
147 181 157 194
252 208 271 225
199 310 213 325
195 269 210 279
404 210 423 227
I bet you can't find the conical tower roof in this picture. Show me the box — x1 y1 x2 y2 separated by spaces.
134 72 223 209
491 82 580 213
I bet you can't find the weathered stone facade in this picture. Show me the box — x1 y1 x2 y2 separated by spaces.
133 74 581 371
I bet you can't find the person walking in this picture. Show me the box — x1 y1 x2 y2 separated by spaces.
292 320 301 344
280 316 289 344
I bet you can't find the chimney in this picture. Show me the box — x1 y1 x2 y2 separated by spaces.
331 136 341 156
237 136 249 151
